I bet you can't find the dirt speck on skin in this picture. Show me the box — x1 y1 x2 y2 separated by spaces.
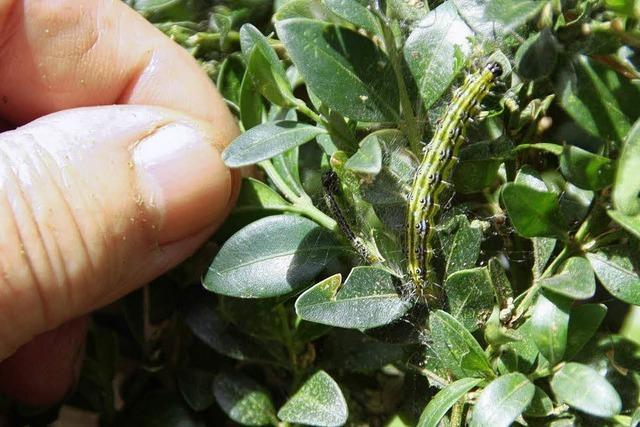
1 95 7 104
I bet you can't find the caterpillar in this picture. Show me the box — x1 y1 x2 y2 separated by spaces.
406 61 503 303
322 171 380 264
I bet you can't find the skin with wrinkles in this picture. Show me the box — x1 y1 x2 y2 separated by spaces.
406 62 502 303
0 0 239 405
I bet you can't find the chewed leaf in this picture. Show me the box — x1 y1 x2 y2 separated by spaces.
295 267 411 329
345 134 383 174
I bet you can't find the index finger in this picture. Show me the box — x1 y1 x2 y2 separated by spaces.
0 0 238 143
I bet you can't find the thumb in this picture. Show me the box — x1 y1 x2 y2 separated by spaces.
0 105 237 358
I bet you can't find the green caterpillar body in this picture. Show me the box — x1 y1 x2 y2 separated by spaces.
406 62 503 302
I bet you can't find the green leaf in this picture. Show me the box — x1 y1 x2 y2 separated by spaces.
515 28 558 80
559 145 615 191
324 0 379 33
211 13 231 49
239 70 264 130
274 0 337 21
496 320 540 375
453 0 544 37
531 291 571 365
559 180 594 226
444 267 495 332
533 237 556 279
613 118 640 215
272 146 305 196
182 292 284 364
514 142 564 156
514 165 549 191
223 121 326 167
417 378 482 427
134 0 208 22
555 55 640 144
387 0 429 23
404 1 472 109
429 310 494 379
524 386 554 418
247 45 295 108
213 372 276 426
177 368 215 412
587 247 640 305
608 209 640 239
345 133 383 174
217 55 245 108
565 303 607 360
605 0 640 16
488 258 514 310
277 371 348 427
218 298 283 341
437 215 482 275
501 183 568 239
234 178 290 214
538 256 596 300
362 139 414 231
550 362 622 418
470 373 535 427
323 330 408 373
295 267 411 329
241 24 296 108
276 18 399 122
453 140 505 194
205 215 343 298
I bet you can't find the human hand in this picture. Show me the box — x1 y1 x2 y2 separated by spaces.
0 0 239 404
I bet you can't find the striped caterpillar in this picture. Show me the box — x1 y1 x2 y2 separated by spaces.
322 171 380 264
406 61 503 303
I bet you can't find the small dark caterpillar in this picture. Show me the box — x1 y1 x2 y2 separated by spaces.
406 61 503 302
322 171 380 264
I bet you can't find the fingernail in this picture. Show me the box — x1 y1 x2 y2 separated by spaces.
133 121 232 244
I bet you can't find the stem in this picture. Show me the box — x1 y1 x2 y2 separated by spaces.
295 100 324 124
260 160 299 202
379 21 422 154
187 30 240 49
512 245 571 323
582 228 626 251
260 160 338 232
512 206 598 323
277 305 303 391
297 100 358 152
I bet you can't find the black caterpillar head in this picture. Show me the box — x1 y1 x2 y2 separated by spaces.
486 61 503 78
321 170 339 192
